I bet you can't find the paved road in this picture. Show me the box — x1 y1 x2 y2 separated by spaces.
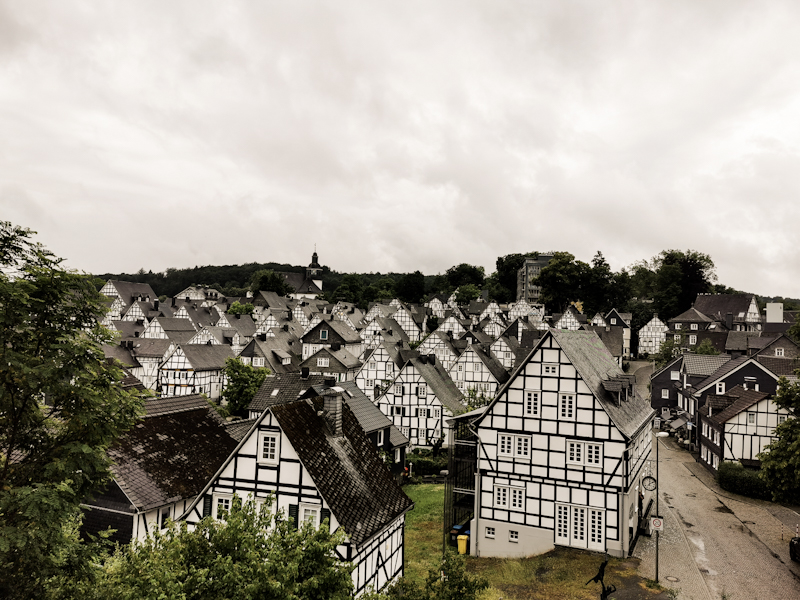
634 433 800 600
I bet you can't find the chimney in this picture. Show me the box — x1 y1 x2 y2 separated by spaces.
324 376 336 387
283 324 289 332
331 342 341 351
235 313 240 319
154 299 159 311
429 354 436 365
301 367 310 379
322 389 344 436
726 312 733 330
287 311 292 321
258 333 266 341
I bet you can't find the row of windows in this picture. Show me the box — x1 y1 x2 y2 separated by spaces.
392 406 440 418
394 384 427 397
497 436 602 466
516 391 576 419
484 526 519 542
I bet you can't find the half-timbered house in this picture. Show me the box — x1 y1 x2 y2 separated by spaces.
376 355 467 448
698 385 794 473
180 388 414 596
81 393 238 545
449 344 509 399
301 316 364 361
300 346 362 382
637 314 668 357
417 330 463 373
450 328 654 558
159 344 233 399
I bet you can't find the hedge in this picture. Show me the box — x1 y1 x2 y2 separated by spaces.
407 453 448 476
717 462 772 500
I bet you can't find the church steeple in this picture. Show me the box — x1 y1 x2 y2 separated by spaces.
307 247 321 278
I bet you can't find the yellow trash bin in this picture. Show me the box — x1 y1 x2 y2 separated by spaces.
457 534 468 555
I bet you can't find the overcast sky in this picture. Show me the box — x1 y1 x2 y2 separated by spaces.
2 1 800 297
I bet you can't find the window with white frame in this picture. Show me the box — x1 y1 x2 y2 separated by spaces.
366 379 374 388
377 429 384 446
776 348 785 357
433 408 441 418
494 485 525 509
257 432 280 465
610 318 617 325
509 530 519 542
525 390 540 416
418 407 429 418
485 526 495 539
418 384 428 397
394 448 401 462
689 335 697 345
716 382 725 394
661 389 669 399
675 323 682 330
394 384 404 395
281 357 291 365
778 414 787 425
690 323 698 330
213 494 233 520
498 434 530 458
747 412 755 424
300 503 320 528
317 357 329 367
566 441 602 467
560 394 575 419
320 330 328 340
671 371 679 380
543 363 558 375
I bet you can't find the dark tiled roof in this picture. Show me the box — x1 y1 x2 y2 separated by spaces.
224 418 259 442
669 307 713 324
109 406 238 511
303 317 363 344
681 354 732 377
103 344 141 368
249 373 330 412
472 345 510 383
695 356 750 391
693 293 755 322
105 280 157 305
224 313 258 338
583 325 624 358
144 394 209 417
110 320 145 339
726 331 762 352
550 329 653 439
180 345 234 370
756 356 800 377
130 338 172 359
707 385 771 425
271 398 413 547
409 356 466 416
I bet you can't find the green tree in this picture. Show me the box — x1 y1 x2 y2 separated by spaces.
0 222 145 599
582 251 615 318
492 252 539 303
250 269 294 296
73 495 353 600
651 338 679 370
395 271 426 304
445 263 485 290
694 338 720 355
455 284 481 305
534 252 590 314
222 357 269 415
227 301 254 316
653 250 716 319
332 273 366 306
758 375 800 503
363 277 396 305
369 550 488 600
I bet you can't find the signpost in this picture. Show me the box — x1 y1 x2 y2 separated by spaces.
651 517 664 532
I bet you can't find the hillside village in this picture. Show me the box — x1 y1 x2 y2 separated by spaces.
82 249 800 595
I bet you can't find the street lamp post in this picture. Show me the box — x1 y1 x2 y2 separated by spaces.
654 430 669 583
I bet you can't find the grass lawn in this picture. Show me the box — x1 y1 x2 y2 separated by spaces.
403 484 668 600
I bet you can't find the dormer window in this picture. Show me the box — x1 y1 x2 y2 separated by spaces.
776 348 785 357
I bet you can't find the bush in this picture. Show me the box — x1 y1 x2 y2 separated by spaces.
717 462 772 500
407 452 448 476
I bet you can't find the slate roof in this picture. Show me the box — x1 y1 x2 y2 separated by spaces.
681 353 732 377
144 394 208 417
271 397 413 547
301 346 362 370
471 345 511 383
224 418 259 442
374 317 409 342
103 344 141 368
109 404 238 512
130 338 172 359
694 356 750 391
756 356 800 377
549 329 653 439
110 320 145 339
255 290 289 310
224 313 258 338
249 373 330 412
693 293 755 322
705 385 771 426
408 355 467 416
303 316 363 344
726 331 762 352
179 345 234 370
669 307 713 324
105 280 157 305
584 325 624 358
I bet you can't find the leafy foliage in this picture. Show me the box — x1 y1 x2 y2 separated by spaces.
651 338 679 370
758 375 800 502
717 462 772 500
454 284 481 305
227 301 254 316
69 496 353 600
0 222 145 599
694 338 720 355
534 252 590 314
445 264 485 290
250 269 295 296
222 357 269 416
366 551 488 600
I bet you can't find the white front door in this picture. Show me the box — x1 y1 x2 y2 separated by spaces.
555 504 604 551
